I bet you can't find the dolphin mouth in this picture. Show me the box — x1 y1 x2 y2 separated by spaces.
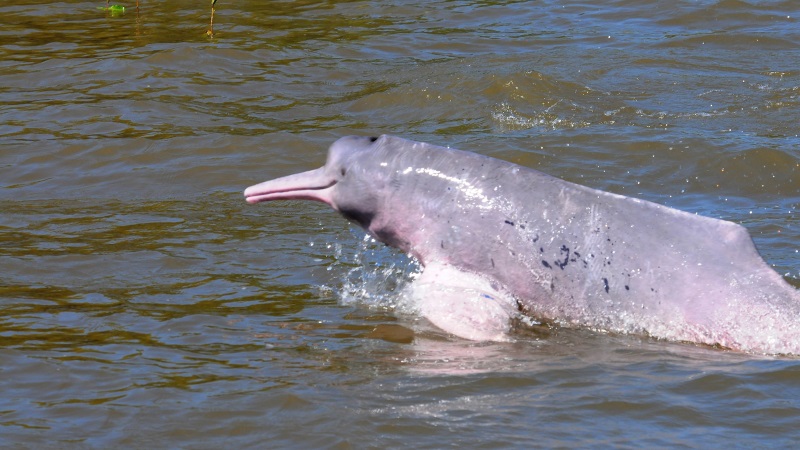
244 167 336 206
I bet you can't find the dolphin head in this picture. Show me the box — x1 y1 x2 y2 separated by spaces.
245 134 508 262
244 135 393 234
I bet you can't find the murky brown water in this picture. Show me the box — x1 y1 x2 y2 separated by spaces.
2 0 799 447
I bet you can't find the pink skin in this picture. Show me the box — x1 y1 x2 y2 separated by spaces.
245 135 800 354
244 167 336 205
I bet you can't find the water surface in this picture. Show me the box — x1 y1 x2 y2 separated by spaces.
1 0 799 447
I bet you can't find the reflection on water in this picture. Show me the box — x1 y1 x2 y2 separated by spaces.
1 0 799 447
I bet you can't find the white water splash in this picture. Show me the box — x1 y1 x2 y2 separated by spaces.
321 231 421 314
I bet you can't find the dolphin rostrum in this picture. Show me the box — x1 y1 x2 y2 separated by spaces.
245 135 799 354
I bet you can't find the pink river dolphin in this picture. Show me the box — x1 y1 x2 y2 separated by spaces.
245 135 800 354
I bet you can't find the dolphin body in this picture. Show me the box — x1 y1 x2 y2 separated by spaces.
245 135 800 354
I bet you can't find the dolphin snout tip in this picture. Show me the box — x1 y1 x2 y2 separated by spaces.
243 185 262 203
243 183 263 198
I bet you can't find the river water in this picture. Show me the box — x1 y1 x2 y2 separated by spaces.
2 0 799 447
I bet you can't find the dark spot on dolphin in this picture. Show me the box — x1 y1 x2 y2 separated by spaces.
505 220 515 226
550 281 555 292
574 251 581 258
603 278 610 293
532 234 539 242
542 260 552 269
540 247 544 253
491 258 495 268
520 224 526 230
555 245 570 269
441 240 444 249
625 285 630 291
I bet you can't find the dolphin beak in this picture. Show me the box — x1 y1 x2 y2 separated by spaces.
244 167 336 206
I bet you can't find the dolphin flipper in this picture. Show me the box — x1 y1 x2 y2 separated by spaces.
410 264 518 342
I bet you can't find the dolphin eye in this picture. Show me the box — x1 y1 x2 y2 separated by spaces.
341 168 347 176
369 136 378 142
